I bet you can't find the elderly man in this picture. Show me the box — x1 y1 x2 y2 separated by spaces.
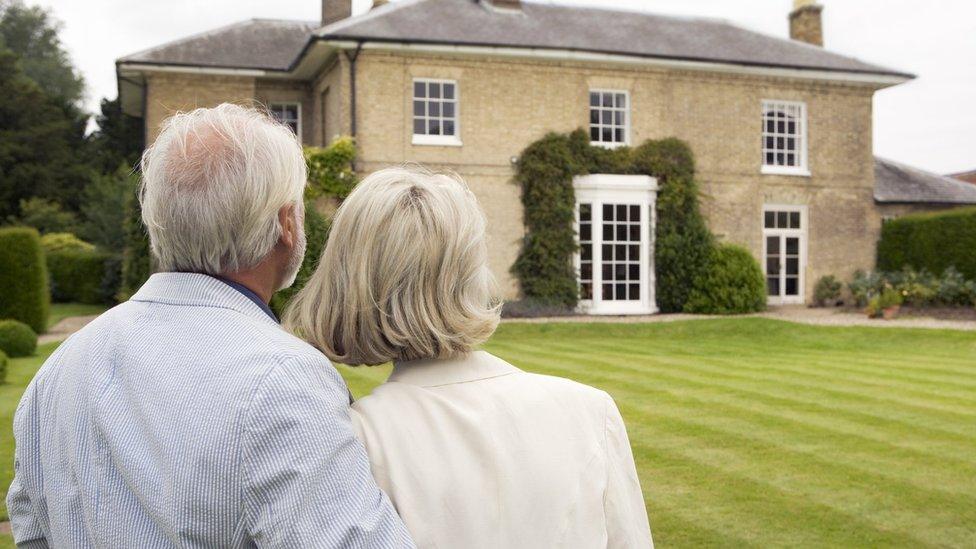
6 104 414 548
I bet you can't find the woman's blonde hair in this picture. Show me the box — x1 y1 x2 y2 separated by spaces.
284 166 500 366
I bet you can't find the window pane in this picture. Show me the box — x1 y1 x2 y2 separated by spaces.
413 101 425 116
602 110 612 124
785 277 798 295
429 83 441 98
580 203 591 221
768 277 780 296
602 244 612 260
590 92 600 107
786 257 799 275
414 81 426 98
581 263 592 280
580 224 591 241
429 119 441 135
628 245 639 259
602 263 612 279
615 264 627 279
443 120 455 136
777 212 788 228
786 237 799 255
443 83 455 99
790 211 800 228
602 93 613 107
766 258 778 274
764 211 775 228
581 283 592 300
766 236 779 255
616 224 627 240
429 102 441 117
615 283 627 300
614 111 624 125
602 127 612 142
616 93 626 108
413 118 425 135
590 110 600 124
615 244 625 259
602 284 613 300
443 102 455 117
603 204 614 221
629 283 640 300
590 126 601 141
603 224 613 241
616 204 627 220
581 245 591 260
628 224 640 241
614 128 624 143
629 264 639 279
629 205 640 221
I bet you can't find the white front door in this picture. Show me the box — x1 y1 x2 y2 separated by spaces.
574 175 659 315
763 206 806 305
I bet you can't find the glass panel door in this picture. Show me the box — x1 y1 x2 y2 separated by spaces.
763 207 805 303
766 235 781 297
599 203 642 302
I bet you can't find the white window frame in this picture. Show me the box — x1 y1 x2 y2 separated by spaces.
269 102 302 143
573 174 658 316
761 100 809 176
762 204 808 305
589 89 630 148
411 78 462 147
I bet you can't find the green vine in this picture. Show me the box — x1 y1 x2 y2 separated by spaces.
512 129 716 313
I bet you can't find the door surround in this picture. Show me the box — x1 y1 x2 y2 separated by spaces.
762 204 808 305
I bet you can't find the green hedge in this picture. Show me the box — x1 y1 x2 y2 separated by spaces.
0 227 49 333
0 350 8 383
0 319 37 357
512 129 714 312
877 207 976 279
684 244 766 315
47 248 122 305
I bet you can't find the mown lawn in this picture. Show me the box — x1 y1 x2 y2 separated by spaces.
3 319 975 547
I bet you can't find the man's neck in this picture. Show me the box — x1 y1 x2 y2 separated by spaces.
218 271 275 304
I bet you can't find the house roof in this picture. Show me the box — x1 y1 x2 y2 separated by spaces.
117 0 911 80
118 19 319 71
875 158 976 205
319 0 911 78
948 170 976 184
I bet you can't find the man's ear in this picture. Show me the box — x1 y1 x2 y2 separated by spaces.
278 203 298 248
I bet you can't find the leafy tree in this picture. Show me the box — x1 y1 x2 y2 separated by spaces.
12 197 78 233
88 97 144 173
80 165 133 250
0 0 84 105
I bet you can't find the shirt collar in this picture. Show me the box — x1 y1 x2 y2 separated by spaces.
388 351 520 388
211 276 278 323
129 273 279 327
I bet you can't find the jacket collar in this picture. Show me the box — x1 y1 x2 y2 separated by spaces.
129 272 279 327
389 351 520 388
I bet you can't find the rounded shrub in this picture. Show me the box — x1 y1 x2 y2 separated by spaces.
0 319 38 358
0 227 50 333
684 244 766 315
40 232 95 254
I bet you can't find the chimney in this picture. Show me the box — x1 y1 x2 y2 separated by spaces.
789 0 824 47
482 0 522 12
322 0 352 27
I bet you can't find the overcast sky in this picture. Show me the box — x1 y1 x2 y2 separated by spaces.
29 0 976 174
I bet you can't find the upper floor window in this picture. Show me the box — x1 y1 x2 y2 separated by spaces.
762 100 808 175
590 90 629 147
269 103 301 141
412 78 460 146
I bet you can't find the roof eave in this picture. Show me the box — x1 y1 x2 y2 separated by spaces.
319 36 915 87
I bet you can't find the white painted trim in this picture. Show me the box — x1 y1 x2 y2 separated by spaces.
324 40 911 87
573 174 659 316
117 63 269 77
411 77 461 145
762 204 808 305
761 99 809 176
589 88 630 147
412 134 463 147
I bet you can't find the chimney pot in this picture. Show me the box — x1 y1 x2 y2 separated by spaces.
789 0 824 47
322 0 352 27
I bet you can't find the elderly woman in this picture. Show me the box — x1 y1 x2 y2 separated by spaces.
286 167 652 548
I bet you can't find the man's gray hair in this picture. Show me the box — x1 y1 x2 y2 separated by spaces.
140 103 307 274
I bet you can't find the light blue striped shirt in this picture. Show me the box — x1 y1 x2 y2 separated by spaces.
7 273 414 548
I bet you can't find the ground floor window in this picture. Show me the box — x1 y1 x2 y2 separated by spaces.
269 102 301 141
763 205 807 304
574 174 658 315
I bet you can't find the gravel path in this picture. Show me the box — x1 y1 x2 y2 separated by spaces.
38 314 101 344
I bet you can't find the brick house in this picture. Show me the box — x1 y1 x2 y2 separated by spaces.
116 0 976 312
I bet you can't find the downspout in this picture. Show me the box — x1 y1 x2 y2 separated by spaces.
344 42 363 138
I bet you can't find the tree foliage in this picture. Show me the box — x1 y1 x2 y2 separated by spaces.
88 98 144 173
80 166 134 250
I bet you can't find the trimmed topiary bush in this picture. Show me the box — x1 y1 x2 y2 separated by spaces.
0 319 38 357
47 248 121 304
0 227 49 333
0 350 8 383
683 244 766 315
877 207 976 279
40 232 95 254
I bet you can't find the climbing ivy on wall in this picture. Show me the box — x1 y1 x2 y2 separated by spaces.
512 129 716 313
